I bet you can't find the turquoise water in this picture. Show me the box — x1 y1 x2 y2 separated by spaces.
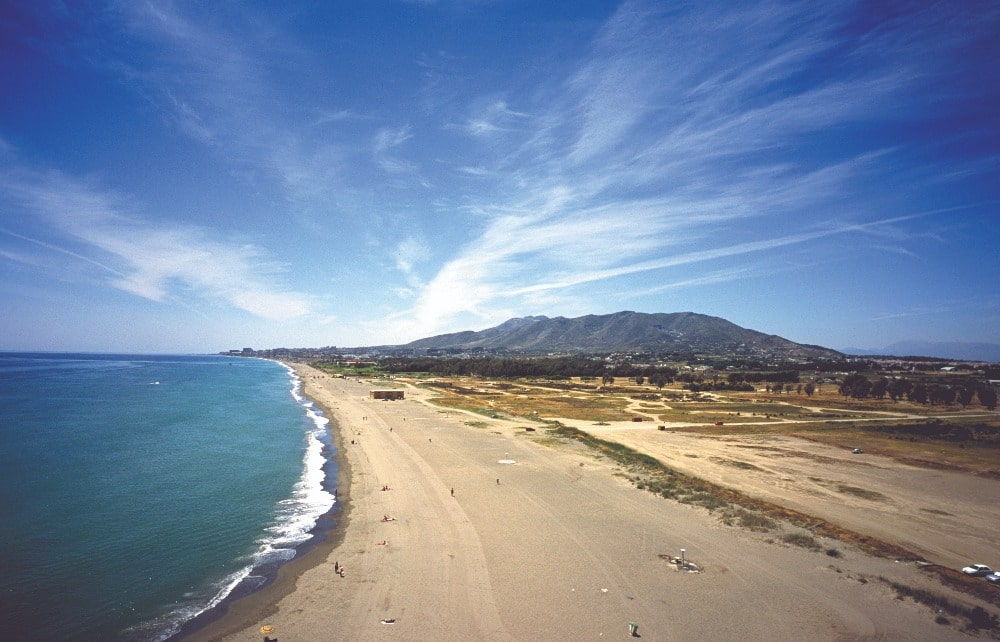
0 353 336 641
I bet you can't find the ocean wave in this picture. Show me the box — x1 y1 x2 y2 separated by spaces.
138 363 336 642
124 564 257 642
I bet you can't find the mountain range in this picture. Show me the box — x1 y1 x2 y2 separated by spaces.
402 311 842 359
842 341 1000 363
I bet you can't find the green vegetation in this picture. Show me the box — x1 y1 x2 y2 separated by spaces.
710 457 764 471
377 356 679 380
720 507 777 531
780 532 821 550
311 361 380 377
878 577 999 632
862 422 1000 448
838 373 998 409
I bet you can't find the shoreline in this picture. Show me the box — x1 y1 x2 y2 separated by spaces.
179 363 352 641
181 364 987 641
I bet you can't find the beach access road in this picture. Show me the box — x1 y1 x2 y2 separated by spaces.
188 365 980 641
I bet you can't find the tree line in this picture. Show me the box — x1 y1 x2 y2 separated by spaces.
377 356 680 380
838 373 997 409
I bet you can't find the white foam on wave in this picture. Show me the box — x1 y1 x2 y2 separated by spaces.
127 564 256 642
135 363 337 642
260 363 335 549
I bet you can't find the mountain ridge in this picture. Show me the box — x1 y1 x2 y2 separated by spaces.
842 341 1000 363
403 311 842 359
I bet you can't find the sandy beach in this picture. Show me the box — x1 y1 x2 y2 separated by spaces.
184 364 991 641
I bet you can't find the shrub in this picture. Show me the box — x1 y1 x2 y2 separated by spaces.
721 507 776 531
781 532 820 550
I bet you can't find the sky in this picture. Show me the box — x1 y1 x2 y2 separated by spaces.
1 1 998 355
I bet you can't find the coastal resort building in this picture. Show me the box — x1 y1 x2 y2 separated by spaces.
370 389 405 401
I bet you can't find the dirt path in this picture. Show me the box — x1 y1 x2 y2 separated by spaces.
190 367 989 641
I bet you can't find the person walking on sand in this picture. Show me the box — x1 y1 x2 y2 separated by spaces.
451 488 454 497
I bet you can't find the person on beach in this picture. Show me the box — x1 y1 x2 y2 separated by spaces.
451 488 454 496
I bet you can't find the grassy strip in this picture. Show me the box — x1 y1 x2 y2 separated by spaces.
550 422 918 559
923 565 1000 615
550 421 1000 610
879 576 999 632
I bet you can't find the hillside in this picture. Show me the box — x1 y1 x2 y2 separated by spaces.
403 311 842 359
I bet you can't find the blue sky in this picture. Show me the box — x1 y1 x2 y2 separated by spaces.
1 1 998 354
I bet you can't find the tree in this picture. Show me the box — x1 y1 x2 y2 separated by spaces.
909 383 928 404
958 386 974 408
839 373 870 399
870 378 888 400
927 384 954 406
602 374 615 386
803 382 815 396
649 373 668 389
887 378 912 401
978 387 998 410
635 375 644 386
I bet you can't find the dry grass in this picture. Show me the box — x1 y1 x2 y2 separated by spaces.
710 456 766 472
396 373 1000 609
425 384 634 422
409 374 999 474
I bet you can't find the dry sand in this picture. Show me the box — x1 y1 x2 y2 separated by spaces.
185 364 994 641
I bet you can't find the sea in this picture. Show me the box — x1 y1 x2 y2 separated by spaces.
0 353 337 641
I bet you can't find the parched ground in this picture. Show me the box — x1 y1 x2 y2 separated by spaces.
413 375 1000 605
195 369 1000 642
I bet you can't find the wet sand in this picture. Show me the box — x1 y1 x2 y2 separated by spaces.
184 364 983 641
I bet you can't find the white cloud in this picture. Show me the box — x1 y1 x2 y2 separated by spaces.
373 126 417 174
0 168 313 321
462 100 529 138
376 0 972 341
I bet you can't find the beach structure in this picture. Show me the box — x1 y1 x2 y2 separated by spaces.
370 389 405 400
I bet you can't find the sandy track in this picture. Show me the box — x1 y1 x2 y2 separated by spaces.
569 420 1000 569
187 366 990 641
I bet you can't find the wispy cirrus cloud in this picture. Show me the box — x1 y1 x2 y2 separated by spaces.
111 3 359 214
461 100 529 138
0 167 312 320
389 0 985 340
373 126 417 175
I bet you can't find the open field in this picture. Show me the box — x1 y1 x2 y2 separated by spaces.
415 376 1000 476
192 367 1000 641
